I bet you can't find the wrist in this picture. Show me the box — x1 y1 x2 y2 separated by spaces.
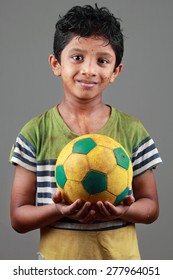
53 203 64 220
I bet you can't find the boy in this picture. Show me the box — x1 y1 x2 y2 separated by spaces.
10 4 162 259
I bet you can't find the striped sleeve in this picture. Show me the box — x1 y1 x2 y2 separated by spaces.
36 160 57 206
10 133 36 172
131 136 162 177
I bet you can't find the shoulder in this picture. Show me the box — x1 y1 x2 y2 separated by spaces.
112 107 144 128
21 107 55 132
110 107 162 176
20 107 55 145
111 106 149 148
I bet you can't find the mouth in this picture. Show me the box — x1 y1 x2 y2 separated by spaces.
77 80 98 88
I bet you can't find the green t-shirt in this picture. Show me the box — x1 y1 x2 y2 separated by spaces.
10 105 162 230
10 105 162 259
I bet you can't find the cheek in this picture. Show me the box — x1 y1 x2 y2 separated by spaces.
61 66 73 79
101 69 114 82
102 75 112 84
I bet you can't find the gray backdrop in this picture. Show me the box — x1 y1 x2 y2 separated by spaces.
1 0 172 259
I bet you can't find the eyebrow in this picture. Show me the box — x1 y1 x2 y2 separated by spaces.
97 52 114 57
69 48 114 57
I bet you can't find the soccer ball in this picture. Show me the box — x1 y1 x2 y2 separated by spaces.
55 134 133 205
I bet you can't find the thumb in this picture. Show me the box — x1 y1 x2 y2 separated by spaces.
52 189 62 203
123 195 135 206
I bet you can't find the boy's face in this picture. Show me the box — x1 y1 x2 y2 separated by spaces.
49 36 122 101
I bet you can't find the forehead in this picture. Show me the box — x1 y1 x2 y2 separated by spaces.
63 35 115 55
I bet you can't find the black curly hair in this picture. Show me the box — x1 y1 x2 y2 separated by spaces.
53 4 124 69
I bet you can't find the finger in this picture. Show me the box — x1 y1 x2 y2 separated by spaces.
52 189 62 203
59 199 81 216
104 201 127 217
97 201 111 216
123 195 135 206
75 201 92 219
80 209 96 224
67 199 83 213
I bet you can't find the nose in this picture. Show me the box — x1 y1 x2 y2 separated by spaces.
80 59 97 77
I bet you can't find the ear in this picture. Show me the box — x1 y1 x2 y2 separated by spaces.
48 54 61 77
110 63 123 83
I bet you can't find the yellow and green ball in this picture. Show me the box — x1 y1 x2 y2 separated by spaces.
55 134 133 205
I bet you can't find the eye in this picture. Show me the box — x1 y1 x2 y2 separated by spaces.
98 58 109 65
72 55 83 61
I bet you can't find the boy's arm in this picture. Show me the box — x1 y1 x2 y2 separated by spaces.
10 165 94 233
123 169 159 223
96 169 159 224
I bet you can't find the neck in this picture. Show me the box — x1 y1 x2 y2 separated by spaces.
58 96 105 117
57 98 111 135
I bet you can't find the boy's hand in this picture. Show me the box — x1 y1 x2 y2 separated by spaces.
52 190 96 223
94 195 135 221
52 191 135 223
